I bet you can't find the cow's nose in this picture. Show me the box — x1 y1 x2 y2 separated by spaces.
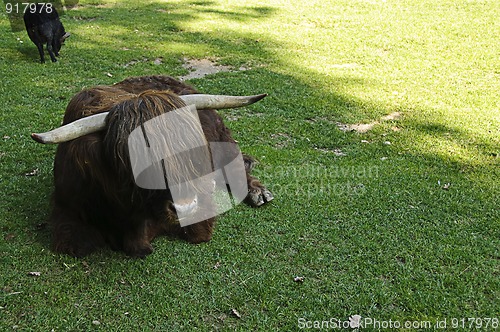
173 195 198 217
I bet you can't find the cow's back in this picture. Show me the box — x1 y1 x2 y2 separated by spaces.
114 75 198 96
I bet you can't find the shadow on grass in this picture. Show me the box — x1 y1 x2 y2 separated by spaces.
400 116 499 171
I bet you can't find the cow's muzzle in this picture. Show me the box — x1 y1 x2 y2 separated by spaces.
173 194 199 218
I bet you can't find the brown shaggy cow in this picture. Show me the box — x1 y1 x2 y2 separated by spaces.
38 75 273 257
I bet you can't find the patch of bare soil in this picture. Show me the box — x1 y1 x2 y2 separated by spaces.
336 112 401 133
122 57 163 68
314 147 347 156
179 58 248 80
270 133 292 149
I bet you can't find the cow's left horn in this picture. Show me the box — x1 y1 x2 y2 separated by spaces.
180 93 267 109
31 93 267 144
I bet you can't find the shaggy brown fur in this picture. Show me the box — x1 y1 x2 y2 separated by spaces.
51 75 271 257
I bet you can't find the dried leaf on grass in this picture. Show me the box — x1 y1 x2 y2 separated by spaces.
230 308 241 319
4 233 15 241
82 261 91 274
25 168 39 176
438 181 452 190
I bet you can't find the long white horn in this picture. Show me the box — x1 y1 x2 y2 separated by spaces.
180 93 267 109
31 113 108 144
31 93 267 144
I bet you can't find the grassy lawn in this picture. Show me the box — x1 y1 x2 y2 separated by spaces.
1 0 498 330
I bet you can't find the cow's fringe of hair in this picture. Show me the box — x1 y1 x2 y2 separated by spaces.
113 75 198 96
63 86 136 123
103 90 213 200
62 86 214 205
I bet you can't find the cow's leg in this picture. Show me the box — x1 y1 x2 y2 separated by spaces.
27 30 45 63
51 205 104 257
45 38 58 62
35 42 45 63
214 146 273 207
246 176 274 207
53 39 60 56
243 155 274 207
123 219 154 258
181 218 215 244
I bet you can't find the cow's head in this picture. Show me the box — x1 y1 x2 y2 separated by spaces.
60 32 70 44
31 92 266 144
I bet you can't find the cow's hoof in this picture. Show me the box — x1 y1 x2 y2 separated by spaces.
183 219 214 244
54 242 97 258
246 187 274 207
125 243 153 258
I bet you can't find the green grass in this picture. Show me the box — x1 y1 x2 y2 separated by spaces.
1 0 499 330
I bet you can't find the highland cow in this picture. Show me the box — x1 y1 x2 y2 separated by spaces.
32 76 273 257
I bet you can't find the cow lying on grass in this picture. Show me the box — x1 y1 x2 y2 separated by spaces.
32 75 273 257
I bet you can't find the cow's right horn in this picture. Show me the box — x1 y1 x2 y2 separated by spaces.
31 93 267 144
